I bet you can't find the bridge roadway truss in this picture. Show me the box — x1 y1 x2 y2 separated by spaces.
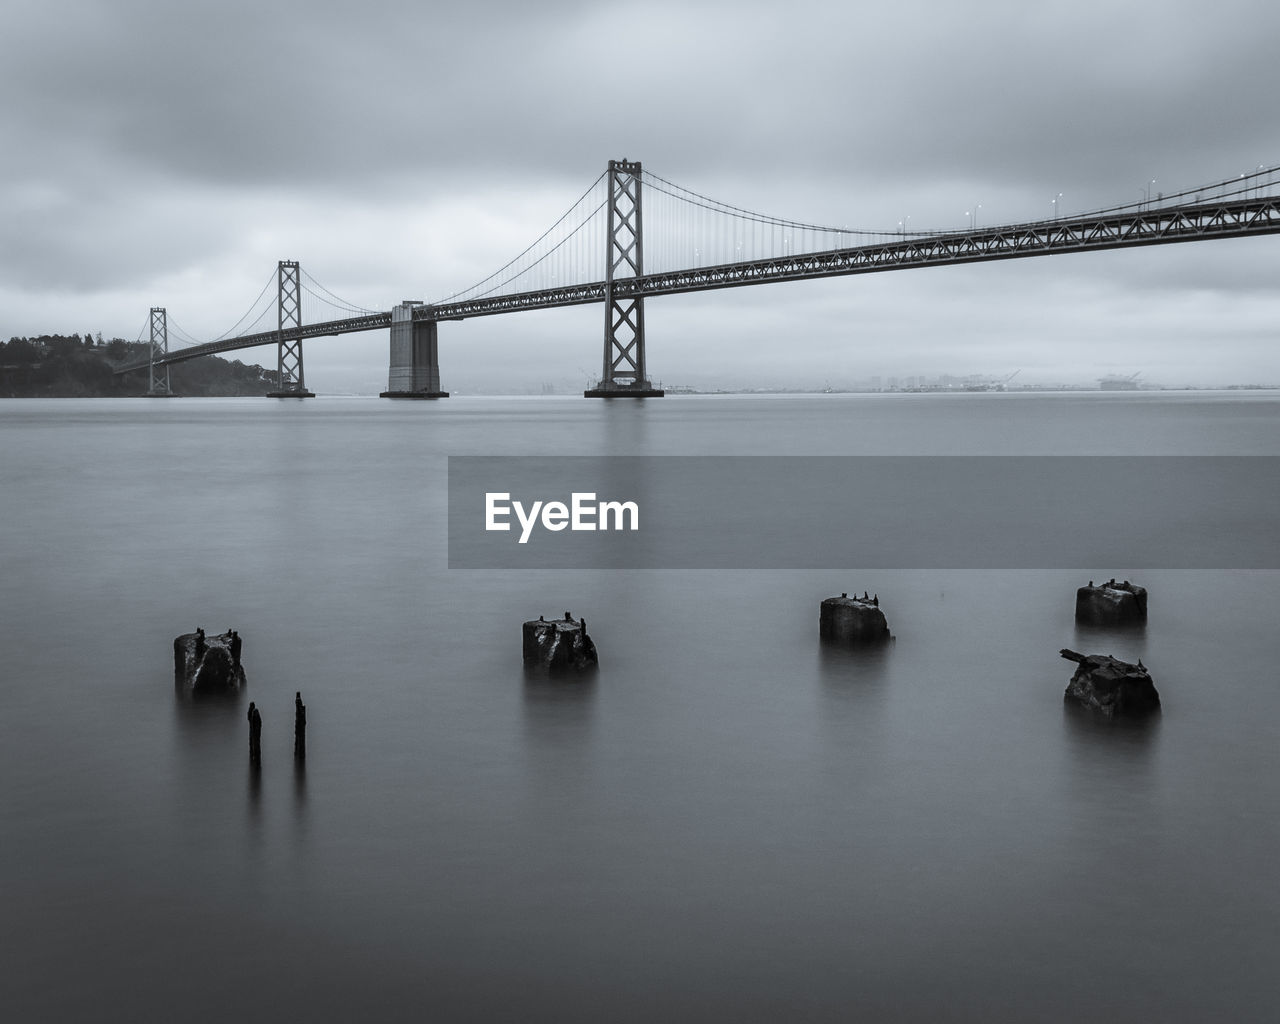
117 191 1280 380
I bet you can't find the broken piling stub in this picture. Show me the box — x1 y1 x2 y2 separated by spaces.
523 613 598 673
1060 648 1160 717
173 628 246 695
819 592 892 645
1075 579 1147 626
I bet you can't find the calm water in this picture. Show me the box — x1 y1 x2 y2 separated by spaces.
2 392 1278 1022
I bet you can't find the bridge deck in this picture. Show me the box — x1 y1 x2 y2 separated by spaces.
117 193 1280 373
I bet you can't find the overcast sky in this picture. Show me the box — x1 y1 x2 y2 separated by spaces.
4 0 1280 391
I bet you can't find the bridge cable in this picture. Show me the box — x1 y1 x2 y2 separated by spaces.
299 282 366 317
300 269 376 314
204 270 278 342
238 303 276 338
433 171 608 303
164 318 206 348
444 197 609 303
643 168 900 237
645 163 1280 244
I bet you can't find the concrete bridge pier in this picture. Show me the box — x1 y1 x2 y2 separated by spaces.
380 302 449 399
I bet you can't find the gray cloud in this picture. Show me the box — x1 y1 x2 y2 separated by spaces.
3 0 1279 389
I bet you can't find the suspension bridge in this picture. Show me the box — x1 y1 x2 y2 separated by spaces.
117 159 1280 398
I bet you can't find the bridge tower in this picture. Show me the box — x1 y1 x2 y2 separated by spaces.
267 260 315 398
146 307 175 397
380 302 449 399
585 159 664 398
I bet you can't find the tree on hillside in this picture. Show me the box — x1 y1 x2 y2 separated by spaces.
3 338 39 362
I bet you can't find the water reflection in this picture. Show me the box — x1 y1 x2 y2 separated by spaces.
292 756 308 821
815 640 893 747
1071 622 1148 663
172 688 246 752
521 671 598 788
247 762 262 816
598 396 652 455
1061 700 1161 762
522 669 598 720
173 684 244 709
817 639 892 692
1058 702 1163 881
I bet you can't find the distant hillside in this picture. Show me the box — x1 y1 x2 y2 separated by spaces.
0 335 280 397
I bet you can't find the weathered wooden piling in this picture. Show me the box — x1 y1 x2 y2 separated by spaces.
247 701 262 764
173 628 246 694
294 691 306 760
819 592 891 645
523 612 598 673
1075 579 1147 626
1060 648 1160 717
